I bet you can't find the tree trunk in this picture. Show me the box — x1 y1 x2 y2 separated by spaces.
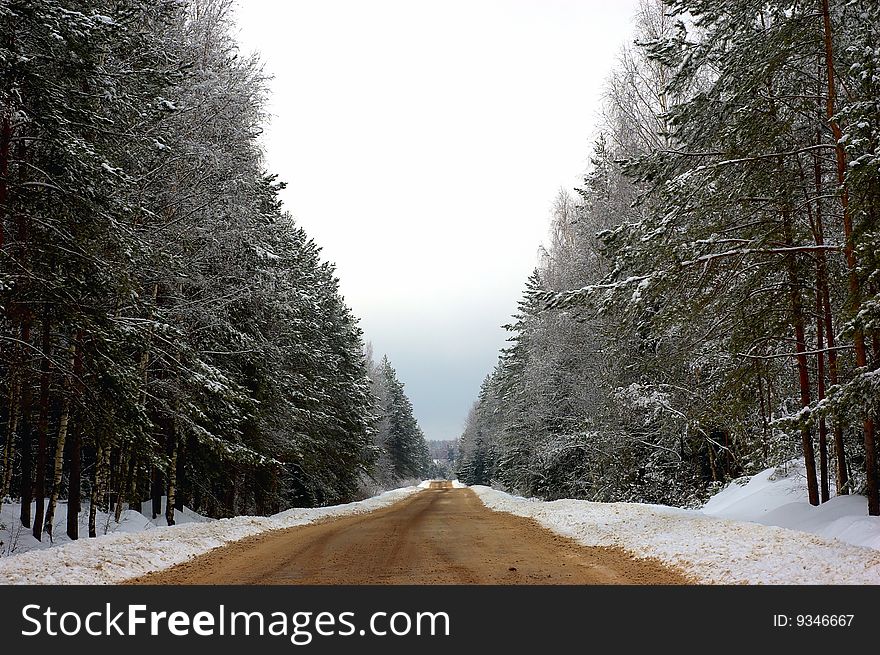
43 393 71 540
18 319 32 528
107 447 118 519
44 341 78 539
32 319 52 540
783 210 819 506
756 361 770 465
225 478 236 518
873 331 880 506
88 445 102 538
707 440 719 483
141 283 163 521
0 110 11 510
65 332 84 541
821 0 878 515
0 111 10 249
165 427 178 526
112 446 127 523
88 444 110 538
812 134 848 495
1 376 19 506
175 436 186 511
126 452 138 511
815 288 830 503
151 464 163 520
66 422 81 541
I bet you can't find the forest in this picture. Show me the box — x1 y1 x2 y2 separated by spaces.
0 0 428 544
457 0 880 515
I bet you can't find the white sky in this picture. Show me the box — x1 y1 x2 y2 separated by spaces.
234 0 638 440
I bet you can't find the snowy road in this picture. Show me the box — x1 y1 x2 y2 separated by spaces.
129 487 690 585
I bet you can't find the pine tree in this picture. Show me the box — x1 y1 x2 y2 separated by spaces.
366 356 429 484
0 0 387 534
462 0 880 512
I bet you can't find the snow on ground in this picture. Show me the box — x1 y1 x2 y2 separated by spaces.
0 485 420 585
470 472 880 584
701 460 880 551
0 497 211 558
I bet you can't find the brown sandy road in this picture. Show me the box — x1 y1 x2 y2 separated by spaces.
129 486 691 585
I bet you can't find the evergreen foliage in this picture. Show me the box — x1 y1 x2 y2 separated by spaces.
458 0 880 514
0 0 382 538
364 351 429 488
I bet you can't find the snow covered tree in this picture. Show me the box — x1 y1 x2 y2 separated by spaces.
0 0 383 539
365 354 429 485
463 0 880 513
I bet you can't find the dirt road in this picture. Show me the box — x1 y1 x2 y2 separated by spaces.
131 486 690 584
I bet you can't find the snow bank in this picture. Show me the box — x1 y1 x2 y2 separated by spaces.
470 485 880 584
0 486 420 585
701 461 880 551
1 498 211 558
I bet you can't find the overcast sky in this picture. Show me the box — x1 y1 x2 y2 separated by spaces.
234 0 638 440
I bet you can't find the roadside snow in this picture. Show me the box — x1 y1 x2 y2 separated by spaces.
0 486 420 585
1 497 211 558
702 460 880 551
470 485 880 584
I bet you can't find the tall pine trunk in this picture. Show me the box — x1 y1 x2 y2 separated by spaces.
815 288 830 503
141 282 162 521
32 319 52 540
18 319 32 528
112 446 127 523
756 362 770 464
1 377 19 507
764 66 819 506
151 463 163 520
0 111 10 249
44 395 71 540
126 453 138 511
66 422 81 540
0 112 10 512
821 0 878 515
113 447 130 523
873 331 880 494
44 339 79 539
806 133 832 502
88 445 102 538
165 427 178 526
88 444 110 538
783 209 820 506
812 131 848 495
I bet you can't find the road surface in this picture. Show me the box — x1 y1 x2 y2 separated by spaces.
130 486 690 584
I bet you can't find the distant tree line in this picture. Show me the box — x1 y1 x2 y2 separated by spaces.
364 348 431 489
0 0 426 543
426 439 457 480
458 0 880 515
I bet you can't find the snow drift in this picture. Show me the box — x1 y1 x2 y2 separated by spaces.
0 486 420 585
701 460 880 551
470 469 880 585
